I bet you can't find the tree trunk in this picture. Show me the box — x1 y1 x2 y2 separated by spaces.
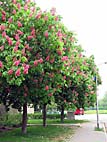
61 105 64 123
42 104 47 127
22 102 27 134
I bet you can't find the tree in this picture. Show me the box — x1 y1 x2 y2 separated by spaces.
0 0 72 131
99 91 107 110
55 53 101 122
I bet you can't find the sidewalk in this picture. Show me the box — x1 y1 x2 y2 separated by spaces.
68 121 106 142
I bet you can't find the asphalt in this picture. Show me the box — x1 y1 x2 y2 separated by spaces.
68 121 107 142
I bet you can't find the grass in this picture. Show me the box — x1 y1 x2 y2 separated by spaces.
28 119 88 124
94 126 104 132
0 125 74 142
85 110 107 114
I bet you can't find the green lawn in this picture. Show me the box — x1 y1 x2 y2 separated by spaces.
85 110 107 114
28 119 88 124
0 125 74 142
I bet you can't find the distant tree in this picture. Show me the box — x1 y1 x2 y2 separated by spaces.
99 92 107 110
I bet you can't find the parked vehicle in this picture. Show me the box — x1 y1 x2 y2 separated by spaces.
74 108 84 115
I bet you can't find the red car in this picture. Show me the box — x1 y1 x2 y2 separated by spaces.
74 108 84 115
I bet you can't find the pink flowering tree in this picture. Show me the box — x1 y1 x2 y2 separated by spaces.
0 0 71 132
55 54 101 122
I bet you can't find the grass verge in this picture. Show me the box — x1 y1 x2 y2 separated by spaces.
94 126 104 132
0 125 75 142
85 110 107 114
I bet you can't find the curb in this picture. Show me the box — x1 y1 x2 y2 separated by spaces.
103 122 107 142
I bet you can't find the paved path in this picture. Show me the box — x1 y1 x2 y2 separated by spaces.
68 121 106 142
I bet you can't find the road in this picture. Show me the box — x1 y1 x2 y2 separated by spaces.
75 114 107 122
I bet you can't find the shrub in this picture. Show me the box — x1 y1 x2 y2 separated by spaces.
0 113 22 126
28 113 66 119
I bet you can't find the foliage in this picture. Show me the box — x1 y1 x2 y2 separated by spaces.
99 91 107 110
0 0 73 109
0 113 21 126
28 113 66 120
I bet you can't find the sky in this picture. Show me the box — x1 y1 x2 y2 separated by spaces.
35 0 107 99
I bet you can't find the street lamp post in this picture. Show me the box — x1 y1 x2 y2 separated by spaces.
95 61 107 129
95 76 99 129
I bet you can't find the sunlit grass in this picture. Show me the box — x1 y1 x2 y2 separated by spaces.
28 119 88 124
85 110 107 114
0 125 74 142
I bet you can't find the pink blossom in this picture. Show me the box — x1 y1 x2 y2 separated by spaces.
13 60 20 66
0 61 3 68
31 29 35 36
44 16 48 21
17 3 21 9
12 0 17 4
45 85 49 91
15 34 19 40
22 64 29 69
48 93 52 97
15 68 20 76
17 21 22 27
27 35 33 40
55 16 59 21
70 37 74 42
23 68 28 74
34 60 38 66
44 31 48 38
26 65 30 69
0 2 3 5
50 7 56 16
0 45 4 51
50 58 54 63
61 56 68 61
0 25 5 31
29 13 33 17
24 4 28 11
85 93 88 96
26 0 31 3
30 7 35 13
8 39 13 46
8 69 13 75
63 76 66 79
57 31 62 37
6 37 13 46
15 40 20 46
12 9 16 14
63 48 66 51
17 30 23 35
2 10 6 15
56 49 62 56
8 17 13 23
24 93 27 97
35 12 42 19
13 57 17 62
21 48 25 55
2 15 6 21
13 46 18 52
38 58 43 63
46 55 50 61
25 44 29 49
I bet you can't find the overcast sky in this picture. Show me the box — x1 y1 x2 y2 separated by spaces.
35 0 107 99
